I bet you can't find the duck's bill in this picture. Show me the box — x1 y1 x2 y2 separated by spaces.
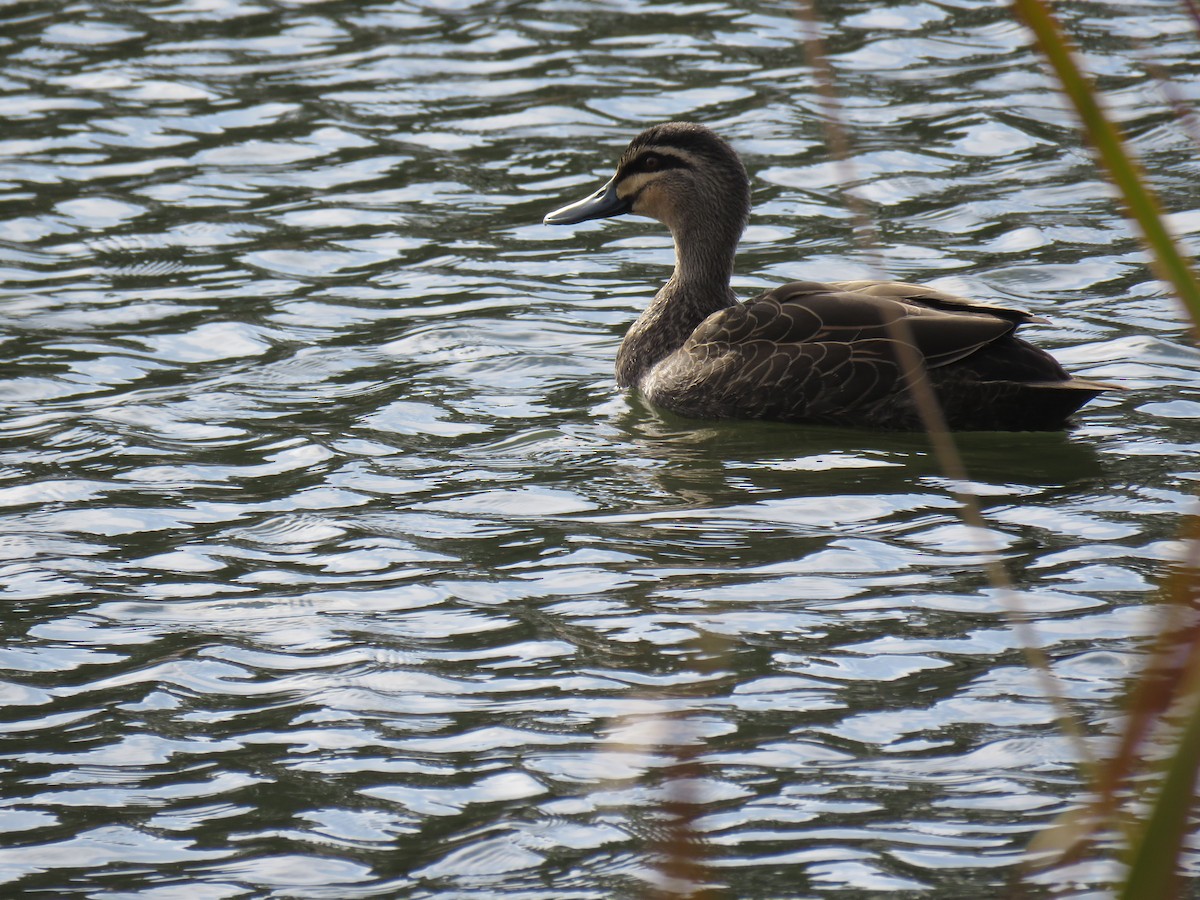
543 177 630 225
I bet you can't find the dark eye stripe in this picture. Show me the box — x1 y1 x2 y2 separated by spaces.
623 151 691 176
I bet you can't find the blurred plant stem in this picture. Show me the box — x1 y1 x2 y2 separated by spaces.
1014 1 1200 896
643 634 730 899
797 0 1095 785
1015 0 1200 320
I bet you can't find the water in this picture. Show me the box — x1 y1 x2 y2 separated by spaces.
1 0 1199 896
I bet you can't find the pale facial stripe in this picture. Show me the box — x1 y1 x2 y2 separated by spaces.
616 148 700 200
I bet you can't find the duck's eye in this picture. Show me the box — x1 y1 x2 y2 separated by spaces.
642 154 661 171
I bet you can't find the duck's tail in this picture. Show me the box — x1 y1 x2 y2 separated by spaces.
1000 378 1117 430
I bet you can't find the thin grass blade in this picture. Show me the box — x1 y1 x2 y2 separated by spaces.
1014 0 1200 327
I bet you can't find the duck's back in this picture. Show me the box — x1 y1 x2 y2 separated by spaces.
639 279 1108 431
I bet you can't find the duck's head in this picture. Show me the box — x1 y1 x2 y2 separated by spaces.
544 122 750 245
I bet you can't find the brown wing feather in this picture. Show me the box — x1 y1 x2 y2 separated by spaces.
692 281 1016 371
648 279 1080 427
826 279 1048 324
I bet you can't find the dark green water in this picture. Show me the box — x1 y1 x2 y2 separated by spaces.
1 0 1199 896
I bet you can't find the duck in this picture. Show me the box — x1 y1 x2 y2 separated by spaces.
543 122 1111 431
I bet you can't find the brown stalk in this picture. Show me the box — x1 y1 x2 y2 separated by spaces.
795 0 1095 778
1093 514 1200 820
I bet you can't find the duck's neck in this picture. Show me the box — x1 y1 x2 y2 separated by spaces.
615 227 739 388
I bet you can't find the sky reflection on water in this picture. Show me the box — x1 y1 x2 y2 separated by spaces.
1 0 1200 896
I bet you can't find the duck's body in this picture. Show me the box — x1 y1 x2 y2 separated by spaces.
545 122 1109 431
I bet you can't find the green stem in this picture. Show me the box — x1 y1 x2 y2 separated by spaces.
1014 0 1200 327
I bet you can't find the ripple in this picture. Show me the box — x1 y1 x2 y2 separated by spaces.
2 1 1199 896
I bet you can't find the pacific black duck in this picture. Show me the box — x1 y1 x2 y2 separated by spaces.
543 122 1110 431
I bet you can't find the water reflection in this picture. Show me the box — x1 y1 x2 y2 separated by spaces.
1 0 1199 895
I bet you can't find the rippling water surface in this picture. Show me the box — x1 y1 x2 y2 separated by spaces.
3 0 1200 896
